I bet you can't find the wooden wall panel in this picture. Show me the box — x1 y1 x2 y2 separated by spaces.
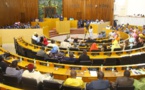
0 0 38 26
63 0 114 25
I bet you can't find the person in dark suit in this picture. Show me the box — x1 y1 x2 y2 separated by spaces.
78 50 90 62
0 56 8 73
86 71 110 90
112 70 134 88
64 52 76 62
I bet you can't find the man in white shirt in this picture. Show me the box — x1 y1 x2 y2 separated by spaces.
129 35 135 43
109 30 116 39
60 39 71 48
32 32 39 43
22 63 52 84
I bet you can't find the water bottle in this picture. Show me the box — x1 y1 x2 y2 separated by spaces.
112 67 114 72
47 61 49 67
34 58 36 64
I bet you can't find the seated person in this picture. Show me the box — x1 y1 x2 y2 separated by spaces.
79 40 87 47
64 52 76 62
78 50 90 62
136 37 144 48
128 42 134 49
0 56 8 73
32 32 39 43
5 60 23 82
109 30 116 39
50 46 59 54
22 63 53 84
63 70 85 89
47 40 59 51
36 46 47 57
112 70 134 88
102 31 106 37
90 43 98 51
42 36 48 46
98 32 103 38
85 37 95 43
66 34 73 43
60 39 71 48
34 23 40 28
139 32 145 40
111 39 121 51
86 71 110 90
73 36 79 43
129 35 135 44
45 46 60 59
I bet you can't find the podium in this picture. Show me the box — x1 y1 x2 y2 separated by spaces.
90 21 110 33
56 21 70 34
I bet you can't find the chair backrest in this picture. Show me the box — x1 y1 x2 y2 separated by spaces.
0 67 4 83
120 56 131 65
92 59 104 66
3 74 19 87
43 80 62 90
31 38 37 45
104 58 117 65
22 77 38 90
79 61 92 65
35 55 44 60
61 85 82 90
25 49 37 59
116 86 135 90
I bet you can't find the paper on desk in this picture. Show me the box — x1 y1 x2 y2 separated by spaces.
90 71 97 76
76 77 82 79
131 69 141 75
139 70 145 74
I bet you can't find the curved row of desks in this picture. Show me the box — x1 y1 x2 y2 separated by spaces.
16 37 145 61
1 47 145 82
0 83 22 90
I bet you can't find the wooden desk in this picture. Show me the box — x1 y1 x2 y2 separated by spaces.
90 22 110 34
3 56 145 82
1 46 145 82
56 21 70 34
17 37 145 60
0 84 22 90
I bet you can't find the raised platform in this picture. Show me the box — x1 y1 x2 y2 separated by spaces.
49 28 85 38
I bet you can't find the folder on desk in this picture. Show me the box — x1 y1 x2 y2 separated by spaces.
76 77 82 79
90 71 97 76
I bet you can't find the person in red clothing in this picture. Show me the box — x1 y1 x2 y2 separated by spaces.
90 43 98 51
42 36 48 46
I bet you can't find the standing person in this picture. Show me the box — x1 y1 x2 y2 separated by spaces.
89 26 93 38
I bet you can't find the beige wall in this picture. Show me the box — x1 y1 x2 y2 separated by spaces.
0 29 43 43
